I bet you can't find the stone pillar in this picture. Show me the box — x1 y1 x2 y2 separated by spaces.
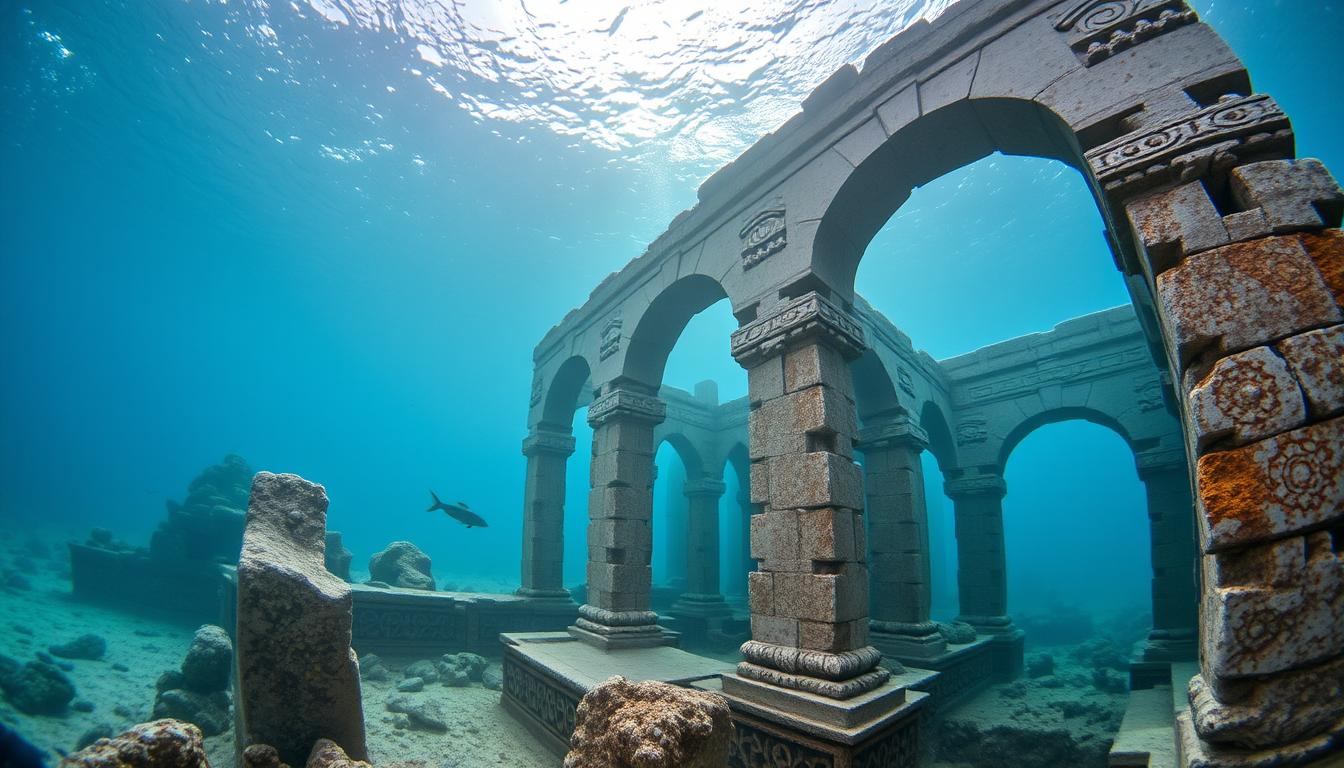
859 415 946 660
569 385 672 649
518 428 577 600
663 466 688 589
670 478 731 620
737 483 753 597
1136 448 1198 662
724 291 897 704
945 472 1015 636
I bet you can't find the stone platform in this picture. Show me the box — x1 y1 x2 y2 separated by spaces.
499 631 736 755
890 635 1017 713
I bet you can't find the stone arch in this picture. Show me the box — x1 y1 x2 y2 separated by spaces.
995 406 1134 470
851 348 903 422
919 400 959 473
656 431 707 482
540 355 593 430
621 274 731 390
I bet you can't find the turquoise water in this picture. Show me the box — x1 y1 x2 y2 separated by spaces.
1 0 1342 759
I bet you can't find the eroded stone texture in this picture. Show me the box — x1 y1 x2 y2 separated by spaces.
1201 531 1344 679
1186 345 1307 450
368 541 434 591
1195 417 1344 550
306 739 372 768
1303 229 1344 309
563 676 732 768
236 472 366 765
1126 181 1230 274
1230 158 1344 234
1190 656 1344 750
1277 325 1344 418
1156 235 1343 371
59 719 209 768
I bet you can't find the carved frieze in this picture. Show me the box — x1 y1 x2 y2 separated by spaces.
740 201 787 270
728 718 835 768
529 371 544 406
599 314 623 360
1085 93 1292 200
731 292 867 367
1134 377 1166 412
959 346 1149 404
521 430 577 457
944 474 1007 499
663 403 717 431
502 655 579 745
897 367 916 396
955 416 988 446
1053 0 1198 66
852 718 920 768
857 417 929 451
586 388 667 427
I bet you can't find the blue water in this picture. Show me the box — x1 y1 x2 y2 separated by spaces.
2 0 1342 661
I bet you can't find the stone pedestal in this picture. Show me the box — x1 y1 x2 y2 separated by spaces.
519 428 578 602
860 416 947 662
571 386 674 649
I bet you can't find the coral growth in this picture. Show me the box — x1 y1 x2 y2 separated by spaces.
58 719 209 767
564 676 732 768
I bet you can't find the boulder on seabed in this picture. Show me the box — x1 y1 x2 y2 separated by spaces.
235 472 366 766
368 541 434 591
50 634 107 661
180 624 233 693
563 676 732 768
58 719 209 768
0 656 77 715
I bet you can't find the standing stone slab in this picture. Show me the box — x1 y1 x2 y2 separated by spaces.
235 472 366 764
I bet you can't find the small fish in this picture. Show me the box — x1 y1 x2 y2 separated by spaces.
427 490 488 528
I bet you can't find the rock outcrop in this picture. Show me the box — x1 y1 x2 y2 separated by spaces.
368 542 434 591
150 454 252 564
563 676 732 768
59 719 210 768
235 472 366 765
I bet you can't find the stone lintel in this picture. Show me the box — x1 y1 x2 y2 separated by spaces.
586 388 667 428
521 429 577 457
731 291 867 368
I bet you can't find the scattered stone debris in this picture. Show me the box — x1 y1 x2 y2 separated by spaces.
563 676 731 768
1027 654 1055 678
368 541 435 591
152 625 234 736
936 621 977 645
0 655 77 715
385 695 449 732
50 634 107 661
358 654 389 682
180 624 233 692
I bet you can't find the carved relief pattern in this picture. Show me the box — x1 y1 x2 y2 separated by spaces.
740 203 787 270
1054 0 1197 65
1085 94 1292 198
924 645 997 709
945 475 1007 498
522 430 577 457
955 416 987 446
961 347 1149 403
599 315 623 360
728 719 835 768
731 292 866 366
897 367 916 396
587 389 667 427
1261 429 1340 512
664 404 718 431
852 719 920 768
353 604 463 646
502 655 580 745
529 372 544 406
1135 377 1165 412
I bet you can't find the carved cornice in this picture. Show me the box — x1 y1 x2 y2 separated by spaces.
521 430 577 458
1085 93 1292 202
944 475 1007 499
586 389 667 428
1053 0 1198 66
857 418 929 452
731 292 866 368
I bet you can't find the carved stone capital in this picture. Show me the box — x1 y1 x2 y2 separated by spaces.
1086 93 1293 203
521 429 577 458
857 417 929 452
586 388 666 428
944 474 1007 500
683 478 727 499
731 291 866 368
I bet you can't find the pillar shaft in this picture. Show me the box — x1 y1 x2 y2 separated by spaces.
1137 450 1198 661
683 478 726 598
946 473 1014 634
729 291 890 700
519 429 576 598
570 386 670 649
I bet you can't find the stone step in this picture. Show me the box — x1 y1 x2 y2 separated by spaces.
1109 686 1179 768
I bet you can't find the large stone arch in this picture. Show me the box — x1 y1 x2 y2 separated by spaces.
618 273 733 391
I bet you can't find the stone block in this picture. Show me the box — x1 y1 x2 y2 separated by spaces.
587 486 653 521
750 509 800 562
1303 230 1344 307
1202 531 1343 679
799 618 868 653
749 461 770 504
1126 181 1230 274
1186 345 1307 450
748 356 785 405
1277 325 1344 418
1189 656 1344 750
751 615 800 647
767 452 864 510
588 587 650 613
588 562 651 595
748 571 774 615
783 343 853 399
1230 158 1344 233
774 568 868 624
589 449 653 489
1156 235 1343 370
591 420 656 455
874 83 918 137
969 13 1081 102
797 508 859 563
1196 417 1344 551
919 50 979 115
587 518 650 552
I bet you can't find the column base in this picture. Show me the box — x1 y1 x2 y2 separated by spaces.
870 621 948 661
956 614 1018 636
669 593 734 618
708 673 927 767
514 587 575 601
1176 709 1344 767
567 624 678 650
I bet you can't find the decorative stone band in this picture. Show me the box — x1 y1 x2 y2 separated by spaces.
578 604 659 627
683 479 728 498
857 419 929 452
1052 0 1197 66
521 431 578 458
1135 447 1189 478
739 640 883 682
730 291 867 368
737 662 891 700
1085 94 1292 201
574 617 662 636
515 587 574 600
586 389 667 428
870 620 940 638
943 475 1007 499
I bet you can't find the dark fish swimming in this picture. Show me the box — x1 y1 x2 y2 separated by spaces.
427 491 489 528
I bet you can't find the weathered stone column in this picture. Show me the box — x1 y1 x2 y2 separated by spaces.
945 472 1014 636
860 415 946 660
569 385 671 649
737 483 753 596
670 478 731 621
1136 448 1198 662
518 427 577 600
724 292 894 703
